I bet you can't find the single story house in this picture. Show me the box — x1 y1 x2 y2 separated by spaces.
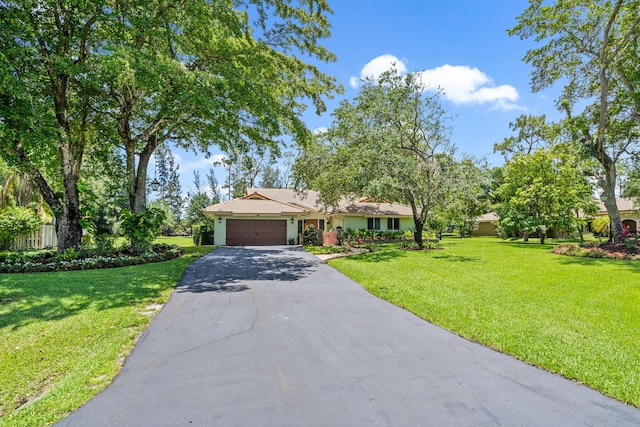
202 188 415 246
473 212 499 236
473 197 640 237
598 198 640 233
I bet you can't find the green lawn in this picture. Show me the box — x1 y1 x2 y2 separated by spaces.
0 241 214 426
328 236 640 407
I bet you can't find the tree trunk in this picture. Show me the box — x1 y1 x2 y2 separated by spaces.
595 33 623 243
408 199 426 249
414 219 424 249
57 145 83 252
523 230 529 242
598 157 624 243
539 228 546 244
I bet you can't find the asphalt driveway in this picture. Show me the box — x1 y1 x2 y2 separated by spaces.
58 246 640 426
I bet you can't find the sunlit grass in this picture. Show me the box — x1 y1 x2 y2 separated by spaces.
0 241 214 426
329 236 640 407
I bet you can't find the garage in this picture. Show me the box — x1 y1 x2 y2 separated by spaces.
226 219 287 246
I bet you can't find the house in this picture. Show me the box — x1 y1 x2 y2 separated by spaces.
473 212 499 236
473 197 640 237
592 198 640 233
202 188 414 246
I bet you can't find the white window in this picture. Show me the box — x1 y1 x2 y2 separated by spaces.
387 218 400 230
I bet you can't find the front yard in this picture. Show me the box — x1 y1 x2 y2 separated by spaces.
328 236 640 407
0 238 212 426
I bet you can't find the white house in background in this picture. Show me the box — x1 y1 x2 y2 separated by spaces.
202 188 414 246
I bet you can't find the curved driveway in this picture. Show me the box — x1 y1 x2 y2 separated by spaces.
58 246 640 426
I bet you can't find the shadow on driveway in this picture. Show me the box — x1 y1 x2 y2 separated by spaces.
175 246 318 294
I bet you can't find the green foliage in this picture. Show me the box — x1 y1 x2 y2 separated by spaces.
192 223 215 246
0 245 182 273
120 208 167 254
591 215 611 235
342 228 407 241
494 114 554 158
0 207 41 250
509 0 640 243
1 0 341 249
294 68 456 248
302 224 322 246
496 145 595 243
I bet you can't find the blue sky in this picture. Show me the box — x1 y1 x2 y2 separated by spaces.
169 0 564 199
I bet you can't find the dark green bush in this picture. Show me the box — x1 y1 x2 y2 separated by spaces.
303 224 322 246
192 223 215 246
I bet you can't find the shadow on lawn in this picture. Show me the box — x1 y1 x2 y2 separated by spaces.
492 240 556 250
553 255 640 272
337 249 405 263
0 265 182 331
431 254 481 262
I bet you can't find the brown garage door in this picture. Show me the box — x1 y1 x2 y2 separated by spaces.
226 219 287 246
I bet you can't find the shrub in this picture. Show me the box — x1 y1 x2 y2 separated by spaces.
192 223 215 246
303 224 322 246
0 244 182 273
625 238 638 251
120 208 166 254
591 215 610 235
0 207 42 250
399 241 420 250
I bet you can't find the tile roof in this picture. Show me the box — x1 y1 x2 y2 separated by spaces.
476 212 499 222
202 197 308 215
202 188 415 217
245 188 323 211
597 197 639 214
333 201 414 217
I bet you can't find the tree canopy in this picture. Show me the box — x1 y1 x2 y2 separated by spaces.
294 69 457 248
510 0 640 243
0 0 340 251
496 145 595 244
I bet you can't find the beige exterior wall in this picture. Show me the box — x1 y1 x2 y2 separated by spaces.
474 221 498 237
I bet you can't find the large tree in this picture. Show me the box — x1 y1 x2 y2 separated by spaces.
0 1 107 251
510 0 640 243
294 69 455 248
496 145 595 244
100 0 340 213
0 1 339 251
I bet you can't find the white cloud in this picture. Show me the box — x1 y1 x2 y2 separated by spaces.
313 126 328 135
417 64 521 111
350 56 522 111
349 54 408 88
173 153 227 173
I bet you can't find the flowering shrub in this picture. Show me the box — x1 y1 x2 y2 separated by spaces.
0 244 182 273
552 243 640 261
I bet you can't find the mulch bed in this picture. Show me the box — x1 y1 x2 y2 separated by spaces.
597 243 640 255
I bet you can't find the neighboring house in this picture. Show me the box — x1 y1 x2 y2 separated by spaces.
202 188 414 246
473 197 640 237
592 198 640 233
473 212 499 236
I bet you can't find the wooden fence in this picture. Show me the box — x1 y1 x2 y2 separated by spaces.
11 224 58 251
